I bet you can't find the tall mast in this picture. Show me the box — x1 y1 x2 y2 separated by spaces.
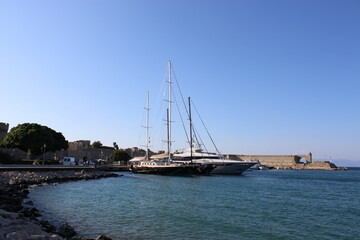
167 61 172 162
189 97 193 163
145 91 150 160
167 108 170 162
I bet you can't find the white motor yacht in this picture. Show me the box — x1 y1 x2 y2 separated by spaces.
173 147 257 175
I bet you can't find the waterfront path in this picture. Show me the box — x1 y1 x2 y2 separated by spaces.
0 164 130 171
0 165 95 171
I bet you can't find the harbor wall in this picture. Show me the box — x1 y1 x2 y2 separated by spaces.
224 152 339 170
303 161 339 170
224 152 312 167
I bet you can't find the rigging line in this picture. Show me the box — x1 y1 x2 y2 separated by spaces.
150 101 164 151
158 66 168 101
137 98 147 148
150 65 168 151
171 63 215 155
192 125 203 147
171 87 190 146
171 65 190 118
151 96 165 135
171 64 199 150
191 99 221 155
157 111 166 152
190 118 202 147
171 64 193 148
172 64 209 154
192 123 211 155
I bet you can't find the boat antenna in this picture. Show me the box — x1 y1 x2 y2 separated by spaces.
188 97 193 163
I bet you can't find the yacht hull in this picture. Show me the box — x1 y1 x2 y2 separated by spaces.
211 162 257 175
130 164 215 176
173 159 257 175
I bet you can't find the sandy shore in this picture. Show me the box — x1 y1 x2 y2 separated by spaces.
0 170 119 240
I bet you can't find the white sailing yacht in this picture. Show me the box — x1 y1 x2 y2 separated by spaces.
129 62 216 175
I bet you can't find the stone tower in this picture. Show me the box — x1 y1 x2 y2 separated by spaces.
0 122 9 142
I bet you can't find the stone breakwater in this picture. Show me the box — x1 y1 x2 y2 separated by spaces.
0 170 119 240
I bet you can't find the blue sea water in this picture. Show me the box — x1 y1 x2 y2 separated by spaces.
30 169 360 240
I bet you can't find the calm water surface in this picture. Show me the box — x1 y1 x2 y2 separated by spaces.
30 169 360 240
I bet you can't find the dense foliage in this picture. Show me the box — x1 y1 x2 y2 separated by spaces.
91 141 103 148
1 123 68 158
110 150 131 163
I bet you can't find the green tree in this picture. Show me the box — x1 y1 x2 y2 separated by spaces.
91 141 103 148
113 142 119 150
110 150 131 164
1 123 68 158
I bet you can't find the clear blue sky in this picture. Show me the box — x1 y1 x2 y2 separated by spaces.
1 0 359 166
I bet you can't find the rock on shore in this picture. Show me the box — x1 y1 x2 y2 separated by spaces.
0 170 119 240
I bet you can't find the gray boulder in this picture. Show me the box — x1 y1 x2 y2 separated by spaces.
57 223 76 238
5 231 29 240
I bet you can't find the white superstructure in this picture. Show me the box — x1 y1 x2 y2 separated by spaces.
173 147 257 174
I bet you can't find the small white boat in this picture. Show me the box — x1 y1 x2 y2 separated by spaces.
250 162 269 170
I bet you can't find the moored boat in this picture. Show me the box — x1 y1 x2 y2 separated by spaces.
173 147 257 175
129 62 216 176
130 159 215 175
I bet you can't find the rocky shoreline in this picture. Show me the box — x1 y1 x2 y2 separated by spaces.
0 170 120 240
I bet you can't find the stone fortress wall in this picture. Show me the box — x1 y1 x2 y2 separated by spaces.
0 122 9 143
68 140 91 151
53 140 114 162
239 152 313 168
224 152 338 170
